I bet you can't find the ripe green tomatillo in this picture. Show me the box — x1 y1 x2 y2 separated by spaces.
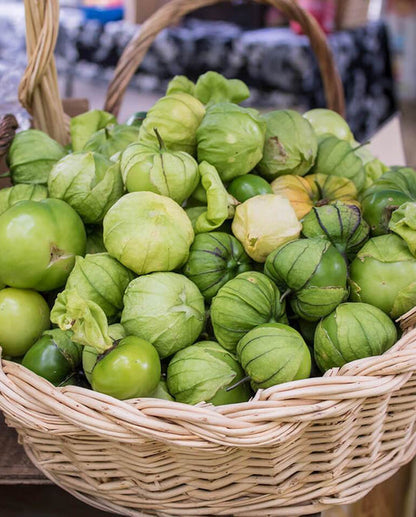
91 336 161 400
22 329 82 386
0 288 50 357
0 198 86 291
228 174 272 203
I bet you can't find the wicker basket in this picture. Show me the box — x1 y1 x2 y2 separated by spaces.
0 1 415 516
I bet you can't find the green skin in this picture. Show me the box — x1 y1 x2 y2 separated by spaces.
139 92 205 156
349 234 416 318
237 323 311 390
91 336 161 400
183 232 252 300
361 190 412 235
228 174 272 202
303 109 354 142
125 111 147 128
0 184 48 217
0 199 86 291
151 380 174 401
313 135 366 192
82 324 126 383
297 318 318 346
83 125 141 159
314 302 397 372
301 202 370 261
265 239 348 321
22 333 81 386
167 341 251 405
7 129 66 185
211 271 286 352
0 288 50 357
121 131 199 204
257 110 317 180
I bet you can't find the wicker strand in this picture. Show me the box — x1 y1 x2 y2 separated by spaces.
0 115 18 159
18 0 69 144
104 0 345 118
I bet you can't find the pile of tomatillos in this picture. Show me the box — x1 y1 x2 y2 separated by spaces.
1 71 415 405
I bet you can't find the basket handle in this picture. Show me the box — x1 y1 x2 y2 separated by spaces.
104 0 345 118
19 0 69 145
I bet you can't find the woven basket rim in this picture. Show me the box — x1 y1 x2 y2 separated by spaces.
1 308 415 448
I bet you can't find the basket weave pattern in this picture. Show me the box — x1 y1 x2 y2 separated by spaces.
0 1 415 516
1 316 416 516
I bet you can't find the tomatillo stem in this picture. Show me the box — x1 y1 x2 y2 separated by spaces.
153 127 167 151
226 375 251 392
280 289 291 303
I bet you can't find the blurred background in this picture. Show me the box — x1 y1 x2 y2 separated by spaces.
0 0 415 163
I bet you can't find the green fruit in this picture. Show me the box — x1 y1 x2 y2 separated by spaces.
0 288 50 357
167 341 251 405
313 135 366 192
103 192 194 275
150 380 174 401
349 234 416 318
139 92 205 155
126 111 147 127
51 253 134 321
265 238 348 321
258 110 318 180
83 124 140 159
314 303 397 372
211 271 286 352
0 198 86 291
360 167 416 234
183 232 252 300
82 324 126 383
237 323 311 390
22 329 82 386
121 272 205 359
7 129 66 185
121 130 199 204
301 202 369 260
0 184 48 217
48 152 124 224
362 190 411 236
197 103 266 181
228 174 272 202
91 336 161 400
303 109 354 142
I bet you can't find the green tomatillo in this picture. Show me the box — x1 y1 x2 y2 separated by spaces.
167 341 252 405
139 92 205 155
91 336 161 400
0 198 86 291
121 128 199 204
183 232 252 301
237 323 311 390
265 238 348 321
211 271 287 352
349 234 416 318
301 202 369 261
0 288 50 357
314 303 397 372
0 184 48 217
228 174 272 203
7 129 66 185
22 329 82 386
360 167 416 235
121 272 205 359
